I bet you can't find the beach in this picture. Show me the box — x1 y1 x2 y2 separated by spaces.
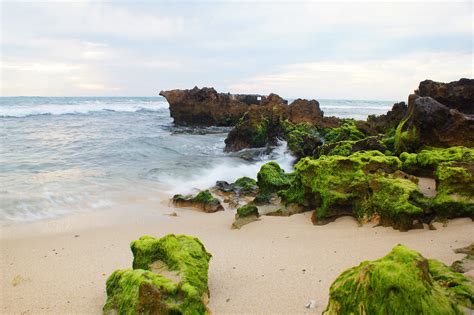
1 194 472 314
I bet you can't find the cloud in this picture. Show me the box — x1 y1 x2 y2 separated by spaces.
228 52 473 100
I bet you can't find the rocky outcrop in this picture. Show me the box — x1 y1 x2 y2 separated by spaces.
224 99 340 152
172 190 224 213
159 86 287 126
367 102 408 133
416 78 474 114
316 136 387 157
394 95 474 153
324 245 474 314
103 234 212 314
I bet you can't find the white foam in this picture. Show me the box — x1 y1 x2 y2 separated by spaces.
0 99 169 117
166 140 296 194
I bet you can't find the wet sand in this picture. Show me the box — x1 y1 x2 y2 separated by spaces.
1 197 472 314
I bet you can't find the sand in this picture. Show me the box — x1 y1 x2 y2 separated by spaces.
1 196 473 314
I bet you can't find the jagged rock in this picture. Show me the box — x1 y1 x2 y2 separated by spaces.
287 99 324 125
416 78 474 114
367 102 408 133
103 234 212 314
172 190 224 213
215 177 258 195
323 245 474 314
394 96 474 153
160 86 282 126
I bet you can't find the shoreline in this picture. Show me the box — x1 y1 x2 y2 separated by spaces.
1 199 472 314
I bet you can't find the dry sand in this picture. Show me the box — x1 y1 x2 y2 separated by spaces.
1 196 473 314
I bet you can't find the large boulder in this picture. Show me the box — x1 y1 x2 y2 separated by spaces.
104 234 212 314
416 78 474 114
160 86 283 126
394 95 474 153
324 245 474 314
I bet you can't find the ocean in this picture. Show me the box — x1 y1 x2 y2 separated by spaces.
0 96 395 224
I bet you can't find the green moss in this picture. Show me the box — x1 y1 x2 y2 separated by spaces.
257 161 291 194
322 120 366 144
286 151 401 221
252 192 273 205
236 204 259 217
324 245 473 315
172 190 223 213
232 177 257 193
324 141 354 156
400 147 474 176
364 175 430 230
428 259 474 309
104 234 212 315
194 190 215 203
432 162 474 218
282 121 322 158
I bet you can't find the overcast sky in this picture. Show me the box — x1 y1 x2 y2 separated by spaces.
1 0 472 100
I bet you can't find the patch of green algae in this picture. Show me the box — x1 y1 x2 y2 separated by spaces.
432 162 474 218
257 161 291 194
104 234 212 315
322 120 366 144
324 245 474 315
236 204 259 217
282 121 322 158
286 151 402 222
401 147 474 175
232 177 257 194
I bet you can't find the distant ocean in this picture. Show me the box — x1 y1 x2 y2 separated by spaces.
0 96 395 223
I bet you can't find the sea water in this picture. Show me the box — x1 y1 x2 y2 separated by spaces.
0 96 395 223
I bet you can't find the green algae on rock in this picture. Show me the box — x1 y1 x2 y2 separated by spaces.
104 234 212 315
321 120 367 144
281 151 402 225
432 161 474 219
232 204 260 229
232 177 258 194
282 121 322 159
257 161 292 194
364 174 430 231
324 245 474 315
172 189 224 213
401 146 474 176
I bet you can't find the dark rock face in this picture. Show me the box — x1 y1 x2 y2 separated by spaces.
367 102 408 133
416 78 474 114
160 86 283 126
395 95 474 153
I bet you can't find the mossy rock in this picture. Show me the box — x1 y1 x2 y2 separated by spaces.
317 136 387 158
322 120 367 144
104 234 212 315
231 204 260 229
172 190 224 213
432 161 474 219
282 151 402 223
257 161 291 194
400 147 474 176
324 245 474 315
232 177 258 194
364 174 431 231
282 121 322 158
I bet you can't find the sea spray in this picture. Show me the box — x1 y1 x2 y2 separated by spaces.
165 140 296 195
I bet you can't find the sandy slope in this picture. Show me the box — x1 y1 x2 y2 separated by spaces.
1 198 472 314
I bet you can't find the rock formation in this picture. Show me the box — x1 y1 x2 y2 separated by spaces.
172 190 224 213
394 95 474 153
103 234 212 314
416 78 474 114
367 102 408 133
159 86 286 126
324 245 474 314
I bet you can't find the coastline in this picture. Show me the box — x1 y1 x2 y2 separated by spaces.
1 197 472 314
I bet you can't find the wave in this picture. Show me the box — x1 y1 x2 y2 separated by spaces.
0 99 169 118
164 140 296 195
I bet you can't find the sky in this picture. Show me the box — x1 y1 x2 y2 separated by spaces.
0 0 472 100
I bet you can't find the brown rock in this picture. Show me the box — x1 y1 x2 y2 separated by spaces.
367 102 408 133
416 78 474 114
